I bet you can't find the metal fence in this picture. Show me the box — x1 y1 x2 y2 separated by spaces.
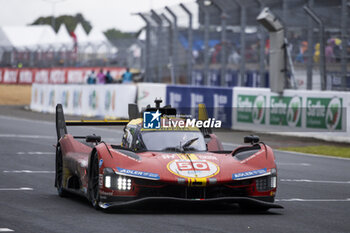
0 0 349 90
0 39 141 69
137 0 350 90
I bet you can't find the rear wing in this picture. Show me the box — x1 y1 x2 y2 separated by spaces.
55 104 129 140
56 101 213 140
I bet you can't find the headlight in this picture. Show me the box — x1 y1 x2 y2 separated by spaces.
117 176 132 191
256 176 269 191
270 168 277 188
105 176 111 188
270 176 277 188
103 168 132 191
256 168 277 191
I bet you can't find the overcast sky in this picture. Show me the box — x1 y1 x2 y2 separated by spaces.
0 0 196 32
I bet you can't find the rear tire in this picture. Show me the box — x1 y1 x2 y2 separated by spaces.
55 147 68 197
88 153 101 210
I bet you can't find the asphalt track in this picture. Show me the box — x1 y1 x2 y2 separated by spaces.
0 115 349 233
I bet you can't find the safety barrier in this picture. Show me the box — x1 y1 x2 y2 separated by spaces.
232 87 349 142
31 83 137 119
30 83 349 142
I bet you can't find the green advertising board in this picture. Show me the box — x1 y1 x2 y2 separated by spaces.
270 96 302 127
237 94 266 124
306 97 343 130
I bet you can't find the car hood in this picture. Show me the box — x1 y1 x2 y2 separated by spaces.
107 149 275 184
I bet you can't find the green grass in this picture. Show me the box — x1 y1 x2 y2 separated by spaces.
278 145 350 158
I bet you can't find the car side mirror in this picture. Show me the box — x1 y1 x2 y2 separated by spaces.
244 135 260 144
86 134 101 143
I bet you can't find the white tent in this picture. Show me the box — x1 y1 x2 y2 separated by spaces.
56 24 72 45
0 25 57 50
87 28 108 43
74 23 89 44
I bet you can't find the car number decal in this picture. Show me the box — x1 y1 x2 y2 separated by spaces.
167 160 219 178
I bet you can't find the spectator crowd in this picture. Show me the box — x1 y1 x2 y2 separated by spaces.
86 68 133 84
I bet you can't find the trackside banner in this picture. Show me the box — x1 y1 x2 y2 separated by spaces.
137 83 166 111
232 87 349 142
166 85 233 128
30 83 349 142
31 83 137 118
0 67 126 85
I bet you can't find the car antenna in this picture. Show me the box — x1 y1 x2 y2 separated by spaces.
155 98 162 109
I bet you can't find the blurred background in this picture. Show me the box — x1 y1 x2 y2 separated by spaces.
0 0 349 90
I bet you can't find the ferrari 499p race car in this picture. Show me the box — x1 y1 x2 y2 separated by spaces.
55 100 282 211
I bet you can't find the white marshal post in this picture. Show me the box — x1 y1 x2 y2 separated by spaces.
257 8 285 93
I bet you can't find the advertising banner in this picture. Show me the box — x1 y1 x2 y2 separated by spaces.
208 69 220 86
269 96 302 128
31 84 137 119
49 69 66 84
236 94 266 125
34 69 50 83
18 69 34 84
67 69 87 84
3 69 18 84
225 70 238 87
137 83 166 111
192 70 204 86
233 87 348 139
305 96 343 131
166 85 233 127
0 67 126 85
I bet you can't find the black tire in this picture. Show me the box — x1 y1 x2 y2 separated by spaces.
88 153 101 210
55 147 68 197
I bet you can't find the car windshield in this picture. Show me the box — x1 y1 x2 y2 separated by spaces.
141 131 207 151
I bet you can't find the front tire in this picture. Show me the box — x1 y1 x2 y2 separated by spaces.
55 147 68 197
88 152 101 210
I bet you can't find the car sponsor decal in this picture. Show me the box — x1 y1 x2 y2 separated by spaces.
99 159 103 168
167 159 220 179
232 168 267 180
100 190 114 196
197 155 218 160
116 167 160 180
99 174 103 186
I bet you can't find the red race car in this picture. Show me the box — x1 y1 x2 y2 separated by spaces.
55 100 282 211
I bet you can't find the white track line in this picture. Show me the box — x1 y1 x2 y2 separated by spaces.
222 141 350 161
276 198 350 202
277 162 311 166
276 149 350 161
0 115 124 133
16 152 55 155
0 187 33 191
281 179 350 184
0 134 54 139
0 228 14 232
3 170 54 174
0 114 53 125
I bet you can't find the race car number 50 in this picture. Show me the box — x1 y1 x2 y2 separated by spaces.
168 160 219 178
176 161 210 171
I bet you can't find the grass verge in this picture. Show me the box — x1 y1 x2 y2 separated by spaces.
279 145 350 159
